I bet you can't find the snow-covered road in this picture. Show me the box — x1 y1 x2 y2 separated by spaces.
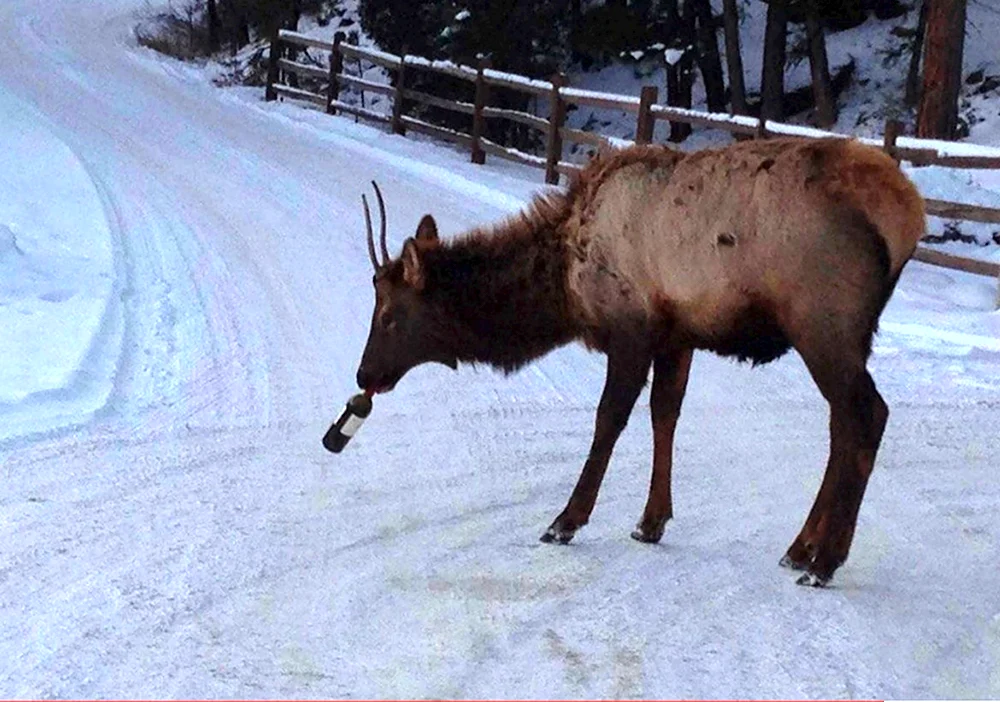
1 1 999 697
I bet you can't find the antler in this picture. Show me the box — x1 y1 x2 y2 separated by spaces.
372 181 390 264
362 181 391 272
362 193 380 271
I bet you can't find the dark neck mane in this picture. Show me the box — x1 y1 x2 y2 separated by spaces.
422 194 580 373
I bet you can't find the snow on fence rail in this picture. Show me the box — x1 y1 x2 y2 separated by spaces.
267 30 1000 303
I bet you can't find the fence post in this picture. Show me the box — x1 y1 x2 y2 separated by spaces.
636 85 658 145
265 29 282 102
391 46 409 136
471 58 491 165
326 31 346 115
883 118 902 164
755 115 768 139
545 73 568 185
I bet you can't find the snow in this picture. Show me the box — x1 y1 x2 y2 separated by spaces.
1 0 1000 698
402 54 476 80
894 135 1000 159
0 87 119 436
561 86 642 108
481 67 553 94
881 321 1000 353
663 47 685 66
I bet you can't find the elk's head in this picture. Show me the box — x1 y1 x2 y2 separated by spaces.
355 182 458 394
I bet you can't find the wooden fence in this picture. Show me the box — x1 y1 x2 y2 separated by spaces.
265 30 1000 306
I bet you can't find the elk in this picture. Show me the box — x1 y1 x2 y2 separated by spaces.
354 137 925 586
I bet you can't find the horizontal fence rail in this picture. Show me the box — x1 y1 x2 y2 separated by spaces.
924 199 1000 224
266 30 1000 304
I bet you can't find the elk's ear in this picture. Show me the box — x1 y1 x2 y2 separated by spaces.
401 237 425 290
415 215 439 244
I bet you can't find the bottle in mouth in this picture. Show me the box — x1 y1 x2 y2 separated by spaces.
322 391 373 453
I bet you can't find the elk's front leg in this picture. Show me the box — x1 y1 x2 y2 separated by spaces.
631 348 693 544
541 347 651 544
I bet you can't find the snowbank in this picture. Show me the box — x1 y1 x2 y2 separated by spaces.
0 87 118 438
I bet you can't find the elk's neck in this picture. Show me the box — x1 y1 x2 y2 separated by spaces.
423 221 579 373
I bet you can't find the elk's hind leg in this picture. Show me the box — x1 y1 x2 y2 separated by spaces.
631 348 693 544
541 345 651 544
785 335 889 586
780 207 896 585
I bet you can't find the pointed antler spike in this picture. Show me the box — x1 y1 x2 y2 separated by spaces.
372 181 390 264
362 194 379 271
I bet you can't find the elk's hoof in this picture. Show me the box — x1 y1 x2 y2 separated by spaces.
629 524 664 544
631 514 669 544
540 525 576 545
795 571 831 588
779 553 809 571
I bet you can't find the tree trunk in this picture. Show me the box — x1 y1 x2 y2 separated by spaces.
206 0 220 53
569 0 582 59
821 0 867 30
904 0 929 107
285 4 301 88
666 56 681 134
662 0 685 141
236 21 250 50
230 0 250 53
691 0 727 112
761 0 788 122
806 3 836 126
633 0 654 21
722 0 747 115
917 0 967 138
668 0 697 142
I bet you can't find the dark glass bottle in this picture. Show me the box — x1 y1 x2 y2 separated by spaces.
322 392 373 453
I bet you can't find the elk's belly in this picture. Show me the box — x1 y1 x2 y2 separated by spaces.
644 247 794 365
569 246 793 365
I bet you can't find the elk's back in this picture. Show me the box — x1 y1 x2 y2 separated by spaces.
565 138 925 354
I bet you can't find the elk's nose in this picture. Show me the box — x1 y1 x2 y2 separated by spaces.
356 365 372 391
